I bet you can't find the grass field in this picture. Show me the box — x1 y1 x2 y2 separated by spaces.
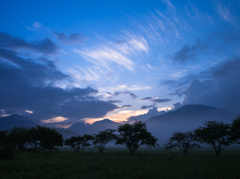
1 147 240 179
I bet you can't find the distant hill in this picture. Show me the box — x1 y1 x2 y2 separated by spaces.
55 128 80 139
67 121 90 134
0 114 37 130
68 119 120 134
146 104 236 123
145 104 237 144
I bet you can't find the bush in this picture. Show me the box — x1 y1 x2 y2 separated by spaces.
0 143 16 160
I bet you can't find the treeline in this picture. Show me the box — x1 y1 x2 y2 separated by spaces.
164 115 240 156
0 116 240 160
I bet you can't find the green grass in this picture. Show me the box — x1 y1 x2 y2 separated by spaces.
1 148 240 179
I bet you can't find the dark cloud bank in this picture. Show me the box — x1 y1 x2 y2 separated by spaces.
182 58 240 114
54 32 87 44
165 57 240 114
141 96 171 104
0 31 58 54
0 31 118 123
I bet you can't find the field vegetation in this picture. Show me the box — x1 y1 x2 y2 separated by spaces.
1 116 240 178
1 148 240 179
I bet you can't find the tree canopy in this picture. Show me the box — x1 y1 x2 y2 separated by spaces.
165 131 201 153
29 125 63 151
8 126 30 151
116 120 158 154
231 115 240 144
194 120 232 156
93 129 117 153
64 134 94 152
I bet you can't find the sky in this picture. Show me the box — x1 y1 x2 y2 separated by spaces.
0 0 240 128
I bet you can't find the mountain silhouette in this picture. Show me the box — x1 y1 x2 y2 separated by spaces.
67 121 90 134
146 104 236 123
145 104 237 144
0 114 37 130
68 119 120 134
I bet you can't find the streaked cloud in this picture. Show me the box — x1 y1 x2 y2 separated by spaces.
162 0 176 12
217 4 235 24
26 21 43 31
74 47 134 71
73 33 148 74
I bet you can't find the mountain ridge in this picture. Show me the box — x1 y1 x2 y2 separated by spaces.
0 114 37 130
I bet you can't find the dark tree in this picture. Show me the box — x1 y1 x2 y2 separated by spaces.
194 121 232 156
231 115 240 144
0 130 9 149
29 125 63 151
64 136 79 152
64 134 94 152
165 131 201 153
116 120 158 154
93 129 117 153
8 126 30 151
0 130 16 160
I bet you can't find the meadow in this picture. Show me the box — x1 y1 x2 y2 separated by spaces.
1 147 240 179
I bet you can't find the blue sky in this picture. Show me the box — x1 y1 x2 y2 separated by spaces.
0 0 240 127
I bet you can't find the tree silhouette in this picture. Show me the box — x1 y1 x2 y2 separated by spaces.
231 115 240 144
194 121 232 156
165 131 201 153
93 129 117 153
116 120 158 154
0 130 9 149
64 134 94 152
8 126 30 151
0 130 16 160
29 125 63 151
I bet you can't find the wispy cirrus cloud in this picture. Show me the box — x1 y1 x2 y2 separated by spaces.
98 84 151 93
162 0 176 12
73 33 148 74
26 21 50 32
217 3 236 25
74 46 135 71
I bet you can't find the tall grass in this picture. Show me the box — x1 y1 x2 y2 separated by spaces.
0 148 240 179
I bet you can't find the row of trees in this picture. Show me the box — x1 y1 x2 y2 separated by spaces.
1 115 240 157
64 121 158 154
0 121 158 155
0 125 64 152
165 115 240 156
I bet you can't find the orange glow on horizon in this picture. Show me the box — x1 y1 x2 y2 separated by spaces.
84 109 149 124
84 106 172 125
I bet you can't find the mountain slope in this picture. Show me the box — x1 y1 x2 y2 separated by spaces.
145 104 237 144
0 114 37 130
146 104 236 123
68 119 120 134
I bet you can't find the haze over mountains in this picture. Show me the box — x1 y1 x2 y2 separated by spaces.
0 114 36 130
145 104 237 143
0 104 237 144
68 119 119 134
